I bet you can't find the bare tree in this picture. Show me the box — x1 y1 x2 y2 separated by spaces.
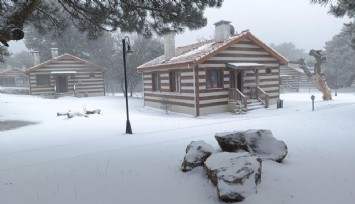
298 49 332 100
160 95 172 114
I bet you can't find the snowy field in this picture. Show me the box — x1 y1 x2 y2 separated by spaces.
1 91 355 204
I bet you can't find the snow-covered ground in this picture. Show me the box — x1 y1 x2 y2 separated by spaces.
0 91 355 204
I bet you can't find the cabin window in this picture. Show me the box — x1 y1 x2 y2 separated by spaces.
36 75 50 86
16 78 24 85
3 77 15 85
206 68 223 89
89 73 95 78
169 71 181 92
152 72 160 91
265 68 272 75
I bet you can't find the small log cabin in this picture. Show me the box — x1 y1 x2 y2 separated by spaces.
0 67 29 87
25 50 106 97
280 63 315 92
280 63 303 93
137 20 288 116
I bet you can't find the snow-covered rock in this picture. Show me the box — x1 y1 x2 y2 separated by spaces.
181 140 215 172
215 129 288 163
204 152 262 202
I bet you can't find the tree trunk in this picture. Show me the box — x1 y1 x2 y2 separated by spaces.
312 73 332 100
297 49 332 101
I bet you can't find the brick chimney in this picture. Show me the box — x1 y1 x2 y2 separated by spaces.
51 48 58 59
164 31 175 61
31 51 40 66
214 20 234 42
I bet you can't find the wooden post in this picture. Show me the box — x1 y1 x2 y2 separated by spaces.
255 69 259 99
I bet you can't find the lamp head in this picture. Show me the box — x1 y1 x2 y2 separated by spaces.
126 44 133 53
124 36 133 54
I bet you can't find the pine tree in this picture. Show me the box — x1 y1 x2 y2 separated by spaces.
324 24 355 88
0 0 223 62
311 0 355 48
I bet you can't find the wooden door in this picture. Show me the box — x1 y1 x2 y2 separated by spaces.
56 75 68 93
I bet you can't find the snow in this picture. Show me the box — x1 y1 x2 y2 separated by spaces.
228 63 265 67
215 129 287 162
184 140 215 164
1 91 355 204
204 152 261 201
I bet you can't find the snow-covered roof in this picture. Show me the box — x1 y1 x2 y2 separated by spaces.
51 71 77 74
25 53 106 74
137 31 288 72
0 67 26 74
227 63 266 69
285 63 314 74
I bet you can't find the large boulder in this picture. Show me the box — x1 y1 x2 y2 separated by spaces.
204 152 262 202
215 129 288 163
181 140 215 172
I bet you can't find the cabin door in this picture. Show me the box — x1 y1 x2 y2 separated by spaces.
56 75 68 93
230 71 243 91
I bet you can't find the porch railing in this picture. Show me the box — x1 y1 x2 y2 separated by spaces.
257 86 269 108
229 88 248 109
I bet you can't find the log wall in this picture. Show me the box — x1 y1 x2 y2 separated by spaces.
28 57 105 97
141 38 282 116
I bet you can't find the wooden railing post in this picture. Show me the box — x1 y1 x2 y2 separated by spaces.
265 94 269 108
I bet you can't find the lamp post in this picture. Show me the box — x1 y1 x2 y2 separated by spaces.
122 36 133 134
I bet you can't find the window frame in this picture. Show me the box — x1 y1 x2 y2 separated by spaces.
36 74 51 86
169 71 181 93
152 72 160 92
206 68 223 89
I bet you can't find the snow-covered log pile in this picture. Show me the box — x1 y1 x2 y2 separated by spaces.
57 109 101 118
181 140 215 172
215 129 288 163
181 129 288 202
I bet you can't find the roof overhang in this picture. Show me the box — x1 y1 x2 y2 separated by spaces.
51 71 77 74
227 63 266 70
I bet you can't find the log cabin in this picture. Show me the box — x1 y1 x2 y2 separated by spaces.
0 67 28 87
137 20 288 116
25 48 106 97
280 63 315 93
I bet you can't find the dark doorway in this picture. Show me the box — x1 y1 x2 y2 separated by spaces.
56 75 68 93
230 71 243 91
236 71 242 91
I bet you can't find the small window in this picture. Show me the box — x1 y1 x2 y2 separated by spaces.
4 77 15 85
16 78 24 85
152 72 160 91
36 75 50 86
265 68 272 75
89 73 95 78
206 68 223 89
169 71 181 92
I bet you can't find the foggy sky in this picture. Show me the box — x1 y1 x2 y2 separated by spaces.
8 0 351 54
175 0 351 51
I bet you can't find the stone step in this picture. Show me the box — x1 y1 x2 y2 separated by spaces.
246 100 265 111
247 104 265 111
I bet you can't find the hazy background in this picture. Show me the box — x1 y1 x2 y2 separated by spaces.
7 0 350 53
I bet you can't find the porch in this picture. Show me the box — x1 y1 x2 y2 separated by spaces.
226 63 270 113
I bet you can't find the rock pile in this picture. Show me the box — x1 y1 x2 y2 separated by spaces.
181 129 287 202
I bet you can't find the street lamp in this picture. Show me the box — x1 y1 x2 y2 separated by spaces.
122 36 133 134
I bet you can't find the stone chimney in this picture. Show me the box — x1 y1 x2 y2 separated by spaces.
51 48 58 59
164 31 175 61
214 20 234 42
31 51 40 66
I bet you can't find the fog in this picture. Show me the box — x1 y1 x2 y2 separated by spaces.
175 0 350 51
7 0 350 53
